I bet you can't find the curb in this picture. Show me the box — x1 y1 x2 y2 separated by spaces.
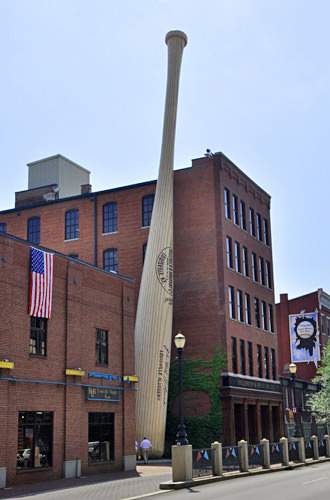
159 457 330 490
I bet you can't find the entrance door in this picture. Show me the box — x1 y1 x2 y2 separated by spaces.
248 405 258 443
234 404 244 442
272 406 281 442
260 405 270 440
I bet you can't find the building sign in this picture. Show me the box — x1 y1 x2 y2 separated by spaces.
86 386 120 402
222 375 281 393
289 312 320 365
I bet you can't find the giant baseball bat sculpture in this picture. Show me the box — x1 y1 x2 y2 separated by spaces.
135 30 187 457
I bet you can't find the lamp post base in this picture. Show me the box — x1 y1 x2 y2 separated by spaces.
176 424 188 446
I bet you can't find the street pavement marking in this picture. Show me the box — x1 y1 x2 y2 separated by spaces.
303 476 328 484
123 489 171 500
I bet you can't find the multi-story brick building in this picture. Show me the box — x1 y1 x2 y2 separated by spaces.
276 289 330 438
0 151 283 446
0 232 136 486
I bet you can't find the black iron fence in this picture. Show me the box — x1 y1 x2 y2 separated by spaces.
318 439 326 457
192 448 214 477
222 446 240 473
305 440 314 460
247 444 264 469
288 441 299 462
188 436 328 480
269 442 283 465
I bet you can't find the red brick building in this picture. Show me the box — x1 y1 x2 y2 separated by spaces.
0 152 283 446
276 289 330 438
0 232 136 486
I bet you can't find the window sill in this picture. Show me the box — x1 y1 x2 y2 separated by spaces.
29 354 47 359
102 231 118 236
141 225 150 229
64 238 79 242
88 460 114 466
17 466 52 474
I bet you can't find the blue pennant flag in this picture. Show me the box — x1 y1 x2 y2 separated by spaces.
204 450 209 460
232 448 236 457
276 444 280 453
293 442 296 450
256 446 260 455
309 441 312 448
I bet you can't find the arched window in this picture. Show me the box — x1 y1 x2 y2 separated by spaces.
65 209 79 240
142 194 154 227
103 248 118 273
103 202 118 233
27 217 40 244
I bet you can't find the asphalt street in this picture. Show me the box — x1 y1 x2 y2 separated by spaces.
159 461 330 500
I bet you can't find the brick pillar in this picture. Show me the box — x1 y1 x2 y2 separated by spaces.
269 405 274 442
244 400 249 441
256 402 262 442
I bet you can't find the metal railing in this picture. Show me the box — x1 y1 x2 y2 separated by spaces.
288 440 299 462
248 444 264 469
305 440 314 460
318 439 326 457
222 446 240 472
269 442 283 465
192 448 214 477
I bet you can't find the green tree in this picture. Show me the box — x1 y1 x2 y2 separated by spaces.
307 342 330 430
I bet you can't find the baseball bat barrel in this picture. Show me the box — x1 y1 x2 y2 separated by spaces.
135 30 187 457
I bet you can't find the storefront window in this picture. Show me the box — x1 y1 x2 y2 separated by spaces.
88 413 114 463
17 411 52 469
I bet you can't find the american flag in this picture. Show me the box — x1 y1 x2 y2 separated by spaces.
28 247 54 318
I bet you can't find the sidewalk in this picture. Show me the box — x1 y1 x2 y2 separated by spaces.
0 462 172 500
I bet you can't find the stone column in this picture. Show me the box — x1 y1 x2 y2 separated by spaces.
296 437 305 463
260 438 270 469
238 440 248 472
310 435 319 460
211 441 223 476
324 435 330 457
280 437 289 466
172 445 192 482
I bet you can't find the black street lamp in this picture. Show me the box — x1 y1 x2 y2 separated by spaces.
289 362 301 438
174 331 188 445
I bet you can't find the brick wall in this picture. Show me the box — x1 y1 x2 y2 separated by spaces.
0 234 136 485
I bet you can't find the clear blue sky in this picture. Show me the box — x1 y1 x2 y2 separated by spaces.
1 0 329 302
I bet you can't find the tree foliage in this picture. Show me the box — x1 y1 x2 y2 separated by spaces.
307 342 330 427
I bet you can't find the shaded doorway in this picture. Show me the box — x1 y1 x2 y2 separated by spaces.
248 405 258 443
234 404 244 442
272 406 281 442
260 405 270 440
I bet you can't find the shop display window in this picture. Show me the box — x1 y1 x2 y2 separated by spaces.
17 411 52 469
88 413 114 463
